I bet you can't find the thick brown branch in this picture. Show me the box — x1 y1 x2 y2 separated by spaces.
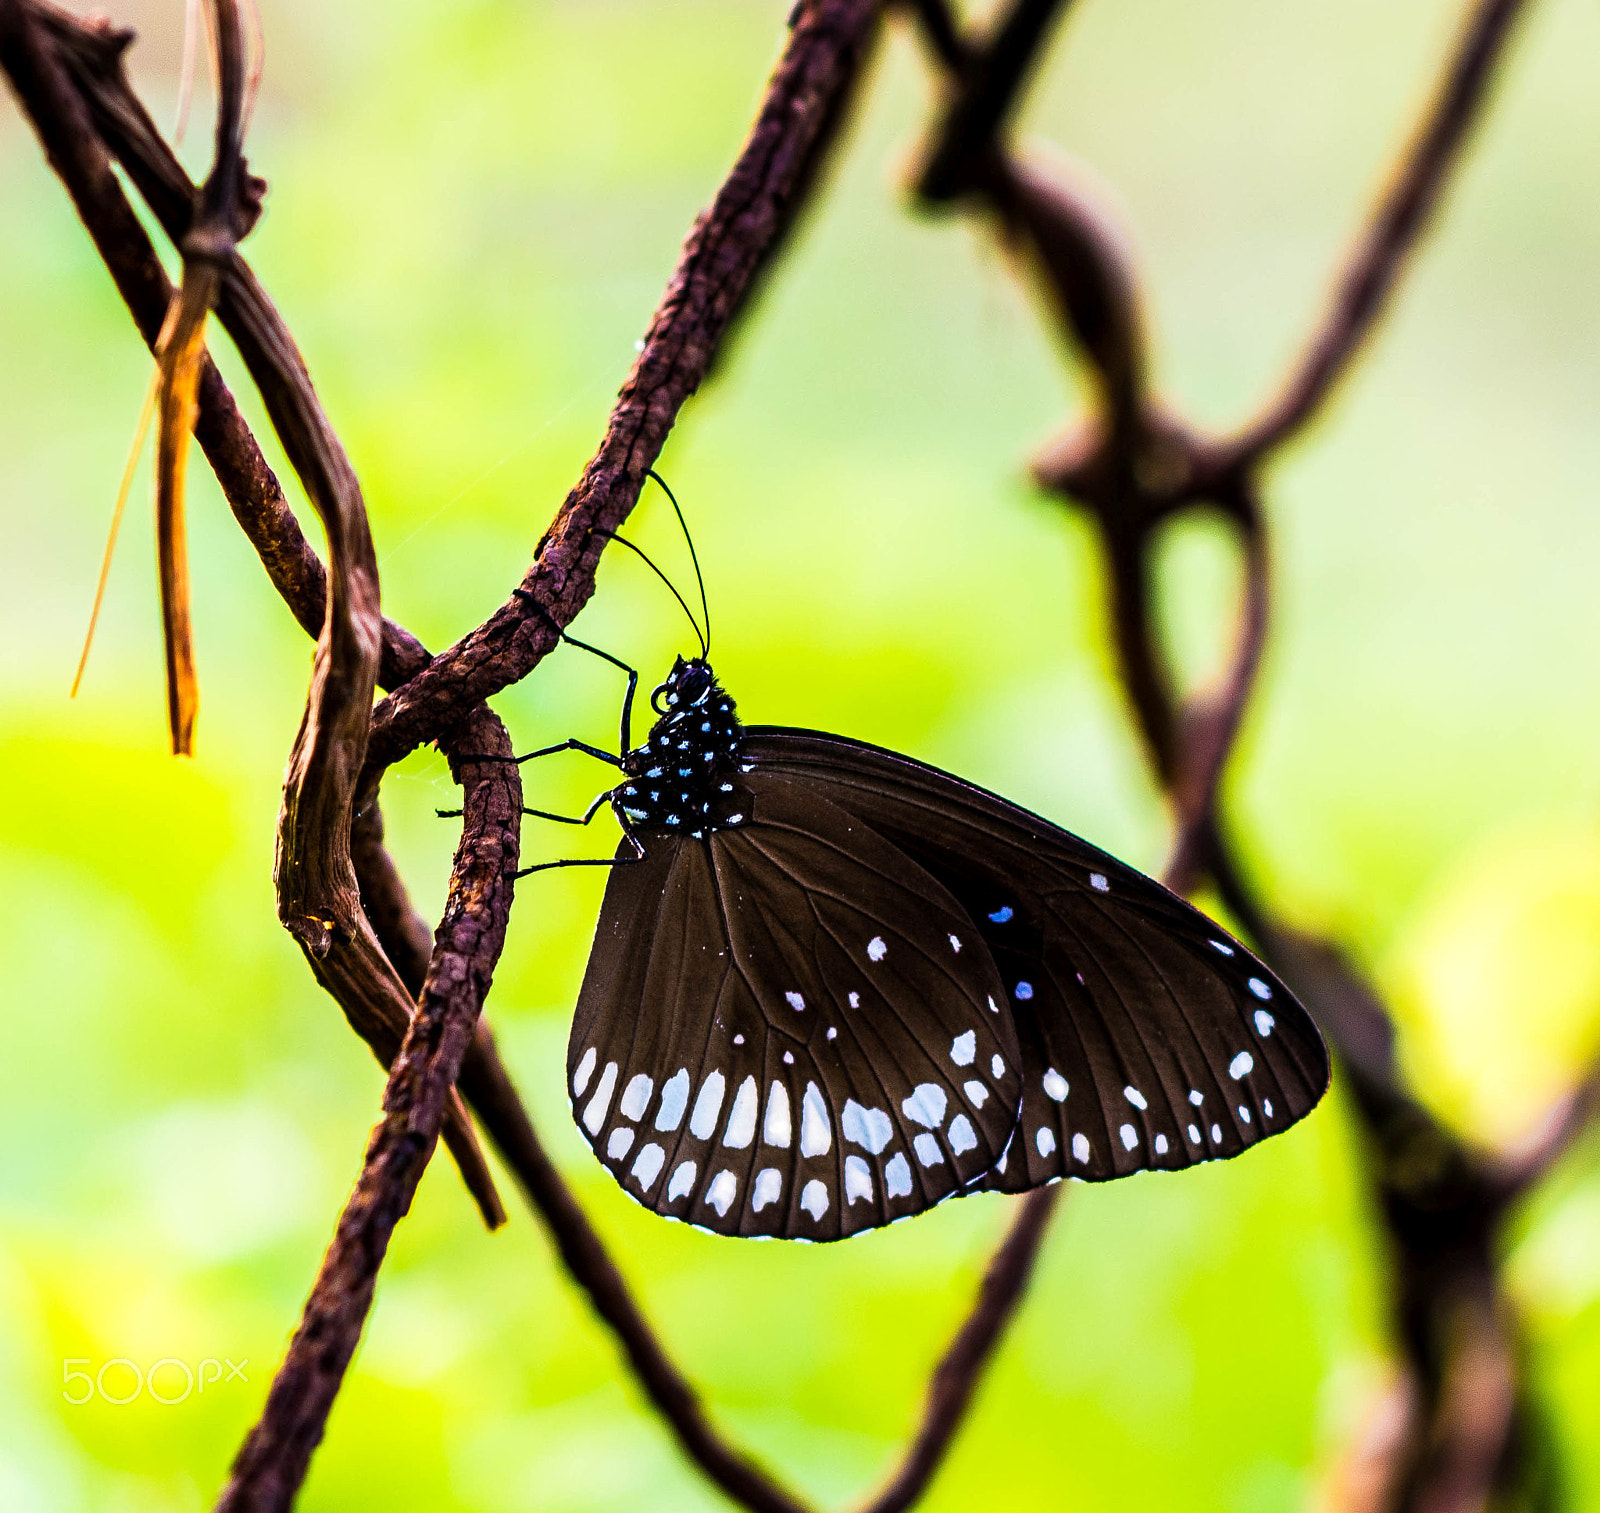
217 707 521 1512
361 0 883 773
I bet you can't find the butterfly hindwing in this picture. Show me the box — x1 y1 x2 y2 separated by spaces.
741 729 1329 1190
568 775 1024 1240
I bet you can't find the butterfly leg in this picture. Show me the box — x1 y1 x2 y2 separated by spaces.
511 589 641 753
559 632 639 754
435 749 618 818
521 789 616 826
515 823 646 879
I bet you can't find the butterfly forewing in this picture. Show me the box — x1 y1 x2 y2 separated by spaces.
742 729 1329 1189
568 776 1023 1240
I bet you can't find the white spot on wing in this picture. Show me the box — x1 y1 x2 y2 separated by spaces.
800 1082 831 1157
950 1031 976 1067
752 1168 782 1212
619 1074 653 1121
1210 1123 1222 1143
785 991 805 1012
1188 1123 1201 1144
656 1069 690 1131
801 1179 829 1220
632 1143 665 1189
963 1079 988 1107
867 936 887 961
885 1153 912 1198
1263 1099 1274 1119
1042 1069 1069 1102
723 1076 758 1148
1036 1127 1056 1157
573 1047 597 1098
1154 1133 1169 1155
706 1170 737 1217
763 1082 792 1147
1239 1105 1252 1124
948 933 962 952
901 1083 948 1128
1089 873 1109 892
1229 1051 1254 1080
1072 1133 1090 1163
1254 1009 1276 1037
607 1127 635 1160
844 1155 873 1204
1120 1123 1138 1151
690 1071 726 1140
583 1062 618 1135
1124 1086 1148 1110
848 992 860 1009
1248 978 1272 1000
991 1053 1005 1078
913 1132 944 1167
1188 1090 1204 1107
948 1114 977 1154
667 1159 696 1200
841 1099 892 1154
1210 939 1234 956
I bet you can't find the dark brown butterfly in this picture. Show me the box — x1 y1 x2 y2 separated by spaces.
511 486 1328 1242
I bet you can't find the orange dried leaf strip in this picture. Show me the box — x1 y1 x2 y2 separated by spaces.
154 270 216 756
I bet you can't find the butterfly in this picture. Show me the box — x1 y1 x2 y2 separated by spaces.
513 483 1329 1242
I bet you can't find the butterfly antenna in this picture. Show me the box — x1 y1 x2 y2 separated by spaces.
646 469 710 655
595 529 707 657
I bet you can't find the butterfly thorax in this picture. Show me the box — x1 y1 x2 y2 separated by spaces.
613 656 748 838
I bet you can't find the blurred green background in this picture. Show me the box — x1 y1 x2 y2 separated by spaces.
4 0 1600 1507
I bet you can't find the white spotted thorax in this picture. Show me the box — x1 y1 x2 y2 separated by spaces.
614 656 747 838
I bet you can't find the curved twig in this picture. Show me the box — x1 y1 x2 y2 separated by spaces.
1221 0 1531 468
218 706 522 1511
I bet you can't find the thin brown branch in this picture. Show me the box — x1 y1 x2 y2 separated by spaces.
1489 1050 1600 1200
1223 0 1530 467
894 0 970 74
15 0 431 686
901 0 1573 1506
915 0 1072 204
218 706 522 1512
361 0 884 774
857 1188 1061 1513
251 43 504 1224
0 0 513 1215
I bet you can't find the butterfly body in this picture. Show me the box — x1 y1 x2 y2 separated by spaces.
611 658 749 839
562 655 1329 1241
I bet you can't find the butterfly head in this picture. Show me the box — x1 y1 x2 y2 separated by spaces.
650 655 717 716
616 657 748 836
